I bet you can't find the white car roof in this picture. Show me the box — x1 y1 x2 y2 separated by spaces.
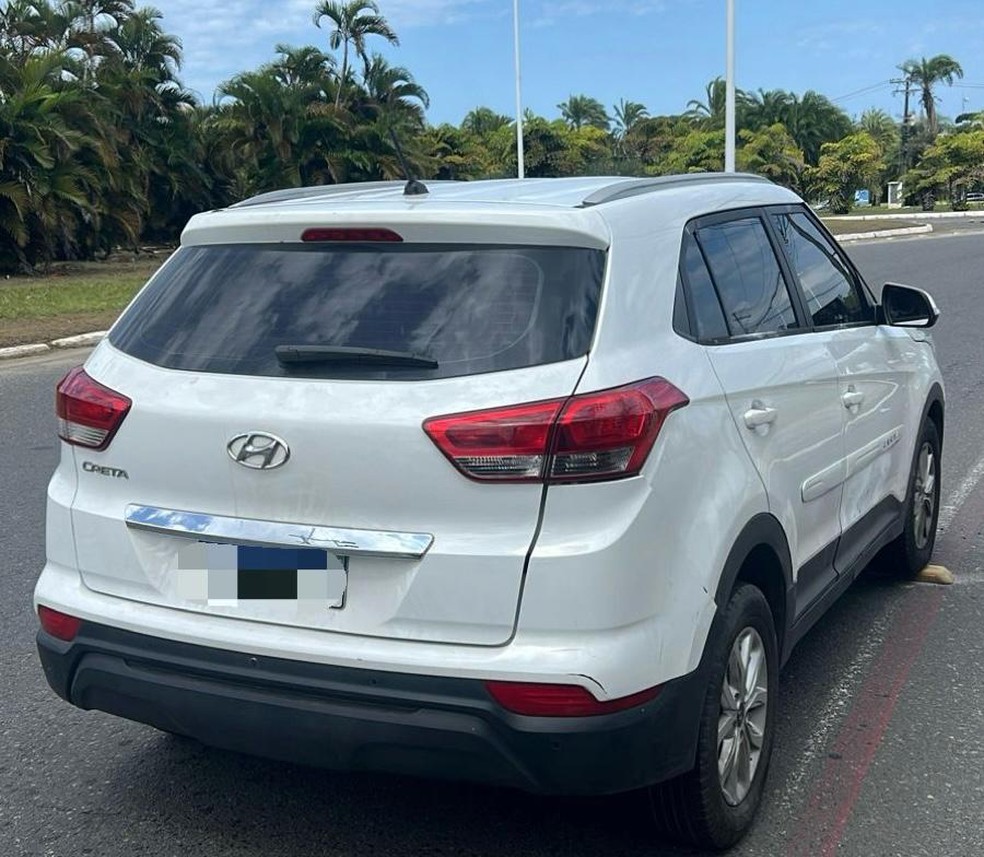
181 175 801 248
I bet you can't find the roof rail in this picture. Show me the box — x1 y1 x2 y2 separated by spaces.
580 173 771 207
231 181 406 209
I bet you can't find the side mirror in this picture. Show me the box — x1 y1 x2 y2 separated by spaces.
880 283 940 328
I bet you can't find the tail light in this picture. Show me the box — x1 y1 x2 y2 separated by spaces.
56 366 131 450
423 378 688 483
485 681 661 717
38 605 82 641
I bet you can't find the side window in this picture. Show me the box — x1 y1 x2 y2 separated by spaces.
673 274 692 337
679 231 729 341
696 217 799 336
770 211 871 327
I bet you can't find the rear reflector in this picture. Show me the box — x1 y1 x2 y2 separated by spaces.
301 227 403 243
38 606 82 641
56 366 131 450
485 681 661 717
423 378 688 483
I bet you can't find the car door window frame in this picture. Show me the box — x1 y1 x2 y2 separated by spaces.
762 203 877 330
677 206 811 346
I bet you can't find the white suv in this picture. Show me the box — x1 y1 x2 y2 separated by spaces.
35 175 944 849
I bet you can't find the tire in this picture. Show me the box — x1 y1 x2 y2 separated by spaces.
649 584 779 851
883 418 941 578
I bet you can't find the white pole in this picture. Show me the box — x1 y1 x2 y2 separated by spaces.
724 0 736 172
513 0 525 179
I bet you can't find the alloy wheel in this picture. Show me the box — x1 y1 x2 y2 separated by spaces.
913 442 937 551
718 627 769 807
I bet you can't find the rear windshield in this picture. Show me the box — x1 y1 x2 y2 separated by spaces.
109 243 606 380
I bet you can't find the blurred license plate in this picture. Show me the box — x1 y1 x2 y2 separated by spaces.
176 543 348 607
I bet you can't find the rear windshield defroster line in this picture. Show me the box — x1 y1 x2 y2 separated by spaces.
109 243 606 381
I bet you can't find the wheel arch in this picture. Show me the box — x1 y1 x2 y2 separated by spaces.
713 514 794 664
922 382 945 444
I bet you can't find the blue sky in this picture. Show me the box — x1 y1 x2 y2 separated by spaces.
153 0 984 126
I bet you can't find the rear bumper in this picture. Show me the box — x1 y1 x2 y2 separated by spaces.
38 622 705 795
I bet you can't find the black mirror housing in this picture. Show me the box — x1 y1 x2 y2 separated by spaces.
880 283 940 328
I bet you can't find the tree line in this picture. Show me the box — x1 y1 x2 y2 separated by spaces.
0 0 978 272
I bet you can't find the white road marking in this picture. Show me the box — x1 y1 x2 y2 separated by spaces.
938 451 984 534
779 604 897 809
780 449 984 810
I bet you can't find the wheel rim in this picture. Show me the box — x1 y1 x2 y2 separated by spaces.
718 627 769 807
913 442 937 551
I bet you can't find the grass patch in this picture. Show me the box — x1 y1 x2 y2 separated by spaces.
823 219 926 236
0 256 167 348
0 258 163 322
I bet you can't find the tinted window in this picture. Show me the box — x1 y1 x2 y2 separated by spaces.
680 231 729 340
771 212 870 327
109 243 605 380
673 274 691 337
697 218 798 337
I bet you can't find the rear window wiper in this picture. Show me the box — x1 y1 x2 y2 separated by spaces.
274 345 439 369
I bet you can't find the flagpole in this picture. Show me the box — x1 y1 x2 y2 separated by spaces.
724 0 736 172
513 0 525 179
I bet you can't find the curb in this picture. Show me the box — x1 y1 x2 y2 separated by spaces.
0 330 107 362
837 224 934 242
827 210 982 221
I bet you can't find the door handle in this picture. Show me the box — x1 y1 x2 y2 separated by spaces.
842 389 865 410
743 403 778 431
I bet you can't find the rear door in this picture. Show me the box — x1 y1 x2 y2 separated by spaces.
69 236 606 646
682 213 847 616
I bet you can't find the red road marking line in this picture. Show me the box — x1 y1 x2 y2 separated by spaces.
784 587 944 857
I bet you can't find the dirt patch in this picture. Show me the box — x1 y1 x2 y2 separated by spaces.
0 310 122 348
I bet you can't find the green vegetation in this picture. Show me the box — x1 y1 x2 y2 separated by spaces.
0 0 976 274
822 219 926 236
0 258 161 321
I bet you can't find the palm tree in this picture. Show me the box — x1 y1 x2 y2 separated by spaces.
313 0 397 109
461 106 511 138
743 88 793 130
686 78 730 128
765 90 852 166
858 108 899 153
900 55 964 138
362 53 428 120
613 99 648 137
111 6 181 81
272 43 335 91
557 94 608 131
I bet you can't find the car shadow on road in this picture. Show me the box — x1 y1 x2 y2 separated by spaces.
112 733 700 857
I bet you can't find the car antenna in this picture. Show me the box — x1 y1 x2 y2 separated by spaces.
387 126 429 196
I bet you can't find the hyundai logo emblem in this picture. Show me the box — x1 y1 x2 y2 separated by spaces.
227 432 290 470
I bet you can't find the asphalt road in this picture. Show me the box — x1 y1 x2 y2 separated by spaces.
2 232 984 856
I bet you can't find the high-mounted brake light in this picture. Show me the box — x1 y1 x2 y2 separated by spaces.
301 227 403 243
56 366 131 450
423 378 688 484
38 605 82 641
485 681 661 717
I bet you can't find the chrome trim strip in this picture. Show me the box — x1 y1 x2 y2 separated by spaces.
124 504 433 560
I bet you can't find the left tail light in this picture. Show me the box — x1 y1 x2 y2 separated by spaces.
423 377 688 484
56 366 131 450
38 606 82 641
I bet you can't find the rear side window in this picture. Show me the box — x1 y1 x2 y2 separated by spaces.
680 231 729 341
770 212 871 327
697 218 799 337
109 243 605 380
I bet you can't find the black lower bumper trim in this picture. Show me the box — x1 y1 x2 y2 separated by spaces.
37 622 704 795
